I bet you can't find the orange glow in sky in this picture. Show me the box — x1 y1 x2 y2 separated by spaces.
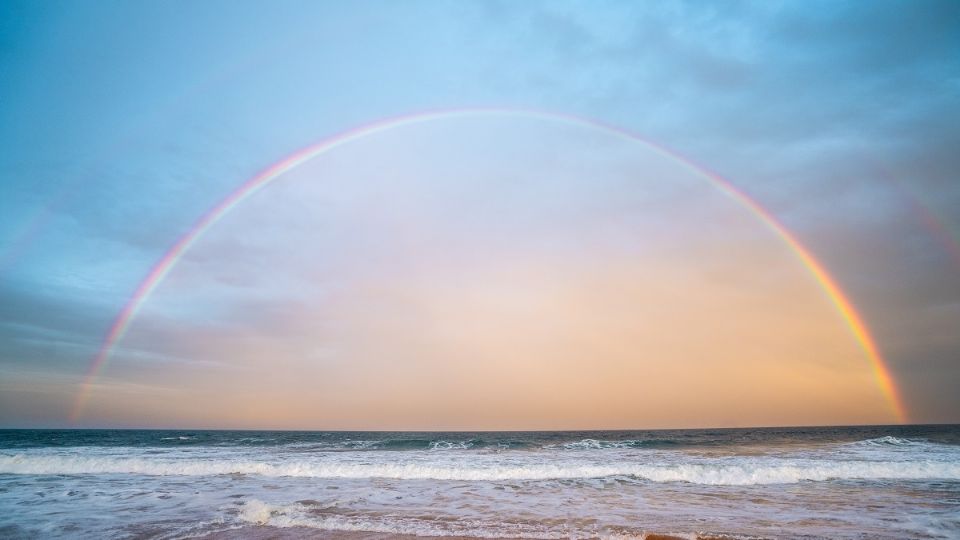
77 115 898 429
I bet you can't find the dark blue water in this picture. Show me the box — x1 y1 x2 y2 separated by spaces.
4 424 960 449
1 425 958 539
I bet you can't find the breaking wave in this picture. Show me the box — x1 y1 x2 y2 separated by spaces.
236 499 560 539
550 438 679 450
2 453 958 485
855 436 925 447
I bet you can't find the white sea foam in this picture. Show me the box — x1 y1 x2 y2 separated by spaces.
280 439 382 450
234 498 562 538
554 438 641 450
343 439 381 449
238 498 275 525
2 452 958 485
841 437 959 458
856 436 924 447
429 440 474 450
232 499 763 539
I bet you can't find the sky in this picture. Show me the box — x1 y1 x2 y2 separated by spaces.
0 0 958 429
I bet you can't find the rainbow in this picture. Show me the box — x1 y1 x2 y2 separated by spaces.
871 163 960 271
70 107 908 423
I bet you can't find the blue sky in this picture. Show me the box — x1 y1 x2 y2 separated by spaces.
0 0 958 427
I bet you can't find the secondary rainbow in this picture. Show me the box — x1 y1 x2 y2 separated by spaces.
71 107 909 423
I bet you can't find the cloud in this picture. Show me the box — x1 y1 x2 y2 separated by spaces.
1 0 957 426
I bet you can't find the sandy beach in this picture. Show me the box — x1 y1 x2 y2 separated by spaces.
195 527 743 540
3 427 958 538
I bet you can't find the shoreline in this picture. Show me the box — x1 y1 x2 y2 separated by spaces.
194 526 752 540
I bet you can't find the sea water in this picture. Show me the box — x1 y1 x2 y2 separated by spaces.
0 425 958 539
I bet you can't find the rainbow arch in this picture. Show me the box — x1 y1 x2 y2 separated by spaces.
70 107 908 423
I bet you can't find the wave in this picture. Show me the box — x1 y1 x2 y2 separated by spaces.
281 439 383 451
292 437 682 452
381 438 482 450
2 453 958 485
299 437 668 451
854 436 926 447
840 436 960 455
279 437 534 451
550 438 678 450
235 500 724 540
330 437 678 451
236 499 558 539
232 499 789 539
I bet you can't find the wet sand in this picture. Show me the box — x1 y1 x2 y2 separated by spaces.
196 529 509 540
195 526 752 540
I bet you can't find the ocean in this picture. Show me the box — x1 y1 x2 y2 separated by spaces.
0 425 958 539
